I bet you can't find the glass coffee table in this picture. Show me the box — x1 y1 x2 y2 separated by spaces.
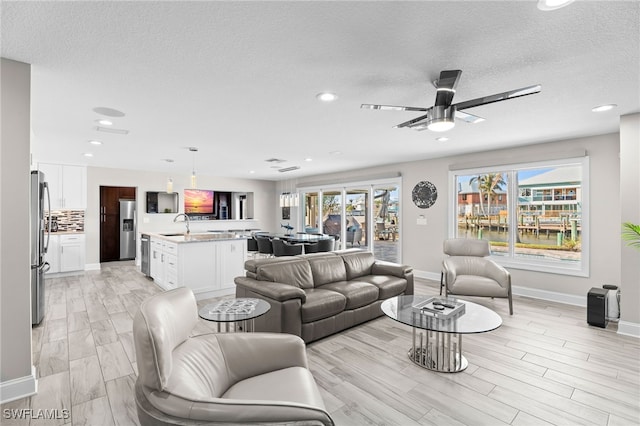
199 298 270 332
381 295 502 373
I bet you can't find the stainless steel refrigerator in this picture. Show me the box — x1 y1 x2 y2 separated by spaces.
119 199 136 260
31 170 51 325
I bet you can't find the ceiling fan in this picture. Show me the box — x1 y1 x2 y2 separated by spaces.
361 70 541 132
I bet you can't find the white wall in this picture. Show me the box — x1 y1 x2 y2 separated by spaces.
85 166 277 266
619 113 640 336
0 58 36 402
295 134 625 304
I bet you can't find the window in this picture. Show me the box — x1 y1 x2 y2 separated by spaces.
450 157 589 276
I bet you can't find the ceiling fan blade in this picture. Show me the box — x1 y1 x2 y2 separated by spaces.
455 109 485 124
453 84 542 111
394 111 431 128
361 104 429 112
434 69 462 107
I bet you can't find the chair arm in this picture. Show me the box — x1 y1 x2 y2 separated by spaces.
372 261 413 278
216 333 309 374
483 260 511 289
442 258 458 287
234 277 307 303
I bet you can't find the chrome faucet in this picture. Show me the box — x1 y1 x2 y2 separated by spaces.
173 213 190 234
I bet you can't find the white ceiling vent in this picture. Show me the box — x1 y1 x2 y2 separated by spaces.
278 166 300 173
95 126 129 135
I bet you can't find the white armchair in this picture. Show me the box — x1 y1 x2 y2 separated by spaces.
441 238 513 315
133 287 333 425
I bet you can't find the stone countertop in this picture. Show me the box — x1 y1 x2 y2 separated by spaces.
50 231 84 235
147 232 249 244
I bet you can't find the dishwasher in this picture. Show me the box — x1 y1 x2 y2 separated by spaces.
140 234 151 277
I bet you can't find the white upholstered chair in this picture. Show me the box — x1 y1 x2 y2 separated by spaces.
441 238 513 315
133 287 333 425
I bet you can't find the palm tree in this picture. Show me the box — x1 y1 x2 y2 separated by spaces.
469 175 486 216
485 172 506 217
470 173 506 228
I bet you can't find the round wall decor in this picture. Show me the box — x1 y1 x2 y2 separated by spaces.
412 181 438 209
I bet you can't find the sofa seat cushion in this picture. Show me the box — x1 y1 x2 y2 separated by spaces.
222 366 325 409
301 289 346 323
319 281 379 310
450 275 508 297
354 275 407 299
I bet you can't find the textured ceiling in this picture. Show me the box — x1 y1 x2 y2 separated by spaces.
2 1 639 180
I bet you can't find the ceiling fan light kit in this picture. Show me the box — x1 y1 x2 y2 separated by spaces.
362 69 541 133
537 0 575 11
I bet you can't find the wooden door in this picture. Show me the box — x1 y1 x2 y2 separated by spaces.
100 186 136 262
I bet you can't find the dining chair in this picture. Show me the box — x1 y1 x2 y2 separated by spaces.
256 235 274 258
272 238 303 256
316 238 335 252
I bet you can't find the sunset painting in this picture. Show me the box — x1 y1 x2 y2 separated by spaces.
184 189 214 214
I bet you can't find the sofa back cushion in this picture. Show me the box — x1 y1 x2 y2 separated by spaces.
341 251 375 280
307 256 347 286
256 259 314 289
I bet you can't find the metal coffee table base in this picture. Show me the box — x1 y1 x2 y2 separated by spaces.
410 327 468 372
215 319 257 333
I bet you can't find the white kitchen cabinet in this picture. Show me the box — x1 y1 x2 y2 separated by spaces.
60 234 85 272
149 236 246 298
150 238 179 290
38 163 86 209
45 234 60 274
217 240 246 291
45 233 85 274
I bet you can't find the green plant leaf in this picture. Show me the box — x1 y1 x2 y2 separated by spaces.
621 222 640 250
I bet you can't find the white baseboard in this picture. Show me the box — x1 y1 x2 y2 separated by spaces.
415 269 586 306
0 366 37 404
84 263 101 271
617 320 640 338
511 285 586 307
413 270 441 282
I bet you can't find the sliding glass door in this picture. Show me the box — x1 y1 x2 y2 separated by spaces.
298 177 401 261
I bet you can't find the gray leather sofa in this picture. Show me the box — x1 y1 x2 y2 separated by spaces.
133 287 333 425
235 250 414 343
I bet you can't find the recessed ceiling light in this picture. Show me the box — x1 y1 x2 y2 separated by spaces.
316 92 338 102
537 0 575 11
591 104 617 112
83 153 93 157
435 137 449 142
96 119 113 126
304 158 313 162
249 170 255 174
88 140 102 145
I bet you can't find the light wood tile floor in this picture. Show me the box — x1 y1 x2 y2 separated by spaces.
2 261 639 425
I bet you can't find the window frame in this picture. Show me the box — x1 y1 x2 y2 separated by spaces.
448 156 589 277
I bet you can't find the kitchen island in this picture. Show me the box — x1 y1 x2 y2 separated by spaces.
148 232 247 300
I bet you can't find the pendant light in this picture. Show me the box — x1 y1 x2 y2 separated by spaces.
163 158 174 193
189 147 198 188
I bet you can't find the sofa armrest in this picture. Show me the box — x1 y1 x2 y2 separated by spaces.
234 277 307 303
372 261 413 278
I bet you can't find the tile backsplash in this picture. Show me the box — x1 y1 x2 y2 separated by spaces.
45 210 84 232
